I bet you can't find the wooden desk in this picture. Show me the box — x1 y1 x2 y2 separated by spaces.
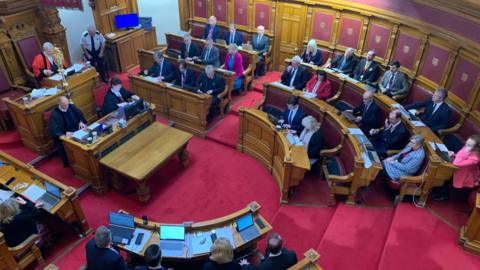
0 151 91 235
4 68 99 154
237 108 310 203
459 193 480 255
100 123 193 203
129 75 212 138
120 202 271 263
61 107 156 194
105 29 145 72
288 249 323 270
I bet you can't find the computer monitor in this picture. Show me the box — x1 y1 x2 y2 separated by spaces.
109 212 134 227
115 13 139 29
124 99 145 121
236 213 254 232
160 225 185 240
44 182 61 198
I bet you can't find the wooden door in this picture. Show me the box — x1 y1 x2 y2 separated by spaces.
273 2 307 71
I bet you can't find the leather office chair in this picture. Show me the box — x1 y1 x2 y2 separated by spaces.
0 62 30 130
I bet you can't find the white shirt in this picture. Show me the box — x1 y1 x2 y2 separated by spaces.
80 31 105 52
289 68 298 87
432 102 443 115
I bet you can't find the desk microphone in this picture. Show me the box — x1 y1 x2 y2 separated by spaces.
142 215 148 225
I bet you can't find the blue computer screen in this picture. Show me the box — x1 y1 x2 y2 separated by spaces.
160 225 185 240
115 13 139 29
236 213 254 231
109 212 134 227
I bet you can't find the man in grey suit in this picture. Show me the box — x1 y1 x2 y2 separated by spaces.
252 25 269 76
379 61 409 97
383 134 425 181
193 38 220 67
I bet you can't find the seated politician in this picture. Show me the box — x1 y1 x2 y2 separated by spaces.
181 33 199 60
369 110 409 158
32 42 69 82
102 77 139 115
279 96 307 134
344 91 380 135
196 65 226 120
300 116 323 165
240 233 297 270
327 47 357 75
224 24 243 46
135 244 165 270
404 88 451 134
204 16 221 40
224 43 244 94
203 238 242 270
352 50 379 83
0 197 42 247
304 70 332 100
193 38 220 67
175 60 196 88
143 51 175 82
252 25 269 76
301 39 322 66
49 96 87 167
378 61 409 97
383 134 425 181
280 56 311 90
86 226 131 270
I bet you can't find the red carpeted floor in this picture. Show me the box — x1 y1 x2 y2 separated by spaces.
1 69 479 270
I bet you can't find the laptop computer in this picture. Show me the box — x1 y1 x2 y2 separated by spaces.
159 225 185 257
39 182 61 211
109 212 135 245
236 213 259 242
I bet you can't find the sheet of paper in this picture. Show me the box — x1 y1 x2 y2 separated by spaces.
0 190 13 203
49 74 63 81
191 234 213 255
22 184 46 202
303 92 316 99
348 128 364 135
361 152 372 169
436 143 449 152
44 87 59 96
30 88 46 99
215 227 235 247
429 141 437 150
408 109 417 115
87 123 100 130
123 228 152 254
411 120 426 127
144 76 159 83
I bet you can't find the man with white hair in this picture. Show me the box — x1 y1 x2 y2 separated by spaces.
81 25 108 82
203 15 221 40
196 65 225 120
280 55 311 90
328 47 357 75
353 49 380 83
252 25 270 76
32 42 69 82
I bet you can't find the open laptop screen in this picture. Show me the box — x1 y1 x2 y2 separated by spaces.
160 225 185 240
45 182 61 198
109 212 134 228
236 213 254 232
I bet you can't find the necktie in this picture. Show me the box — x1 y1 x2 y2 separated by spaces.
397 149 413 162
288 110 294 124
90 35 95 53
205 48 210 60
186 44 190 57
289 68 297 87
339 58 346 70
230 33 234 44
432 103 439 115
208 27 213 39
257 35 261 45
363 103 370 117
159 62 163 77
387 72 395 89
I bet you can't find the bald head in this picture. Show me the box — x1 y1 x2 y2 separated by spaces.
267 234 283 255
58 96 69 111
363 91 374 104
87 25 97 36
257 25 265 35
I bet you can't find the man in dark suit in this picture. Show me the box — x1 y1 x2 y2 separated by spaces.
369 109 409 158
280 56 311 90
353 50 379 83
203 16 222 40
379 61 410 97
405 88 451 134
224 23 243 46
257 233 298 270
135 244 165 270
252 25 270 76
346 91 380 135
175 60 196 88
143 51 175 82
49 96 87 167
279 96 307 134
86 226 131 270
328 47 357 75
196 65 225 120
193 38 220 67
102 77 139 115
181 33 199 60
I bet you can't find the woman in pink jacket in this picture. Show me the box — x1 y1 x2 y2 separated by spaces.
434 135 480 201
224 44 244 94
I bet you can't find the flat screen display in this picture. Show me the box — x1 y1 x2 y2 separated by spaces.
160 225 185 240
109 212 134 227
115 13 139 29
236 213 254 232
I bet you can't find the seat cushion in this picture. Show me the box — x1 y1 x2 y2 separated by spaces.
0 89 24 120
387 178 401 190
326 156 346 176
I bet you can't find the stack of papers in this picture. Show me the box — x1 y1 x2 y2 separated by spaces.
143 76 159 83
286 133 302 145
303 92 316 99
72 129 89 141
30 87 59 99
270 81 293 91
411 120 426 127
49 74 63 81
64 63 85 74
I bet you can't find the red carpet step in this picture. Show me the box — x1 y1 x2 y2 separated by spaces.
317 204 394 270
0 130 21 147
231 91 264 115
252 71 282 92
206 114 239 148
377 204 480 270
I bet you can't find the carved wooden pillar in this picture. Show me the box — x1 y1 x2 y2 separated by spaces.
0 29 25 84
38 7 70 63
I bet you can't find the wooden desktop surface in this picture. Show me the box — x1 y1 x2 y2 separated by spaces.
100 122 193 181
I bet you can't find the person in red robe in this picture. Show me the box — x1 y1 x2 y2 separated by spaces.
32 42 69 82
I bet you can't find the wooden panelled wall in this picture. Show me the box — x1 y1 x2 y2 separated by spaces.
180 0 480 128
88 0 139 34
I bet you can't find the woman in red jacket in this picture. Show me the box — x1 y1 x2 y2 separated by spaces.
224 44 244 94
304 70 332 100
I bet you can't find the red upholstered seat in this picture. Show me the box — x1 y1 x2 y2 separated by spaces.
403 82 432 106
339 138 355 175
190 22 204 39
16 36 41 69
241 52 250 70
263 86 289 112
337 83 363 109
319 48 331 66
43 108 54 124
166 35 184 53
322 115 343 149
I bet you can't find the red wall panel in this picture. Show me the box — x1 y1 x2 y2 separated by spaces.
337 17 362 49
419 44 449 84
194 0 207 18
449 57 480 102
234 0 249 26
311 11 334 43
255 3 271 29
213 0 227 23
365 24 391 59
392 33 421 70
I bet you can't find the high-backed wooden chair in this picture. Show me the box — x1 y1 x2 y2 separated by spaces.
0 232 43 270
8 22 42 88
0 61 30 130
440 114 480 152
